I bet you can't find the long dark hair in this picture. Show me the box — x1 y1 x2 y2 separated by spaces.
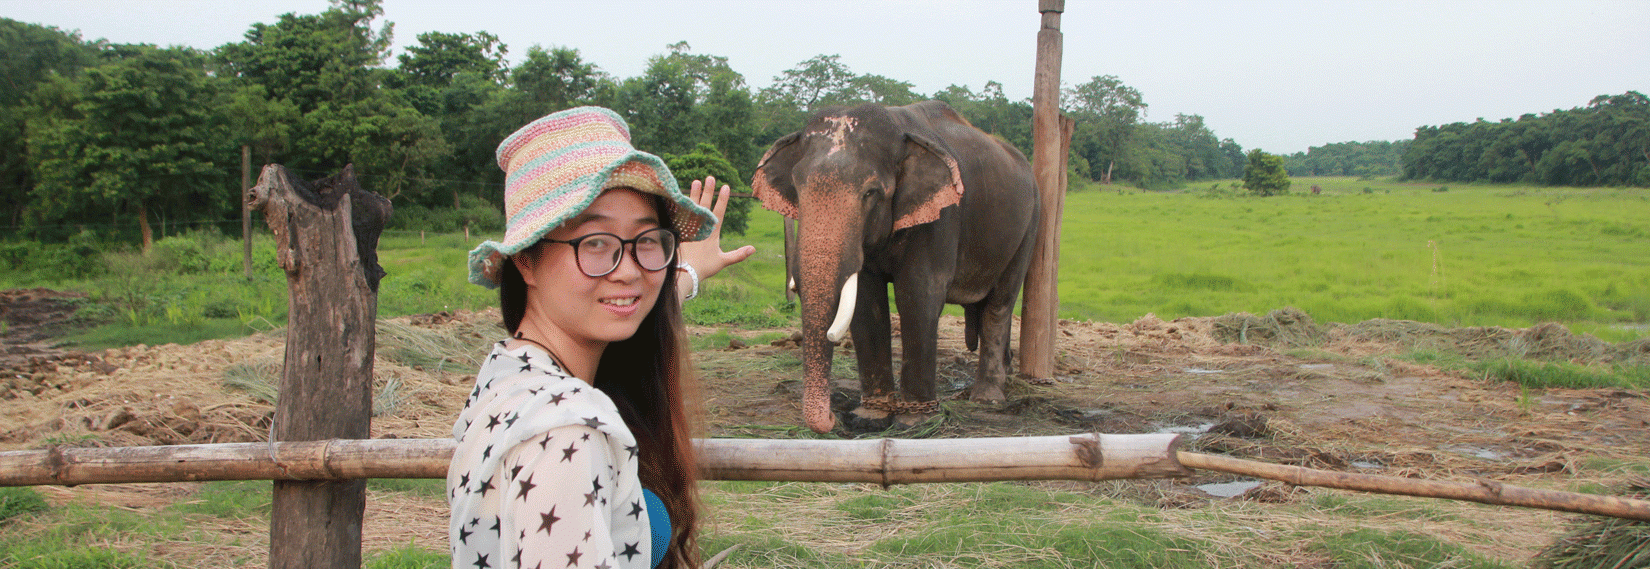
499 193 701 567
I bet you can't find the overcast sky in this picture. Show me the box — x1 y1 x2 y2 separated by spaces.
4 0 1646 154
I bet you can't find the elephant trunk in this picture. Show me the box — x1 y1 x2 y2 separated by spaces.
797 214 863 434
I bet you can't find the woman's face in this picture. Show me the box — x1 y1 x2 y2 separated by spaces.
518 188 669 348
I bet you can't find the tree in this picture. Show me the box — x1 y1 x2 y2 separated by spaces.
1066 75 1147 184
511 45 602 113
27 45 229 248
297 92 451 204
395 30 506 87
219 84 299 166
663 142 752 236
609 43 758 179
1402 92 1649 186
762 54 859 111
1243 149 1291 196
0 19 95 231
214 0 391 114
932 81 1033 155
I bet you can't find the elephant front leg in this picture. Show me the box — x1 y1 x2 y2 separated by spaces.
893 279 945 425
851 274 896 416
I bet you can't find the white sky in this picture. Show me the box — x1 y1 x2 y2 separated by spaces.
4 0 1647 154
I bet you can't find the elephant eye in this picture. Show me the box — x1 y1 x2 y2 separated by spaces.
862 187 882 200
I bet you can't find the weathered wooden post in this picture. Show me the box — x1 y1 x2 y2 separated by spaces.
242 145 253 279
247 164 390 569
1021 0 1073 380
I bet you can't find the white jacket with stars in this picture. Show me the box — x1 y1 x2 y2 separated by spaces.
448 341 652 569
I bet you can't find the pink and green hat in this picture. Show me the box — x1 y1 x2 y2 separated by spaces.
468 106 717 288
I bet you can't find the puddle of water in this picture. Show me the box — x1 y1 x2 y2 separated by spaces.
1298 364 1335 371
1351 461 1382 469
1154 422 1216 435
1197 480 1262 498
1183 367 1223 374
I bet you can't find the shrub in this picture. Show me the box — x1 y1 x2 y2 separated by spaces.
150 232 216 274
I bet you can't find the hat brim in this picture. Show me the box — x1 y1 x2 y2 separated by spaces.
467 151 717 289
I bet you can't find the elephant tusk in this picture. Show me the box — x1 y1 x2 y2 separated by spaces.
826 273 858 343
788 276 797 293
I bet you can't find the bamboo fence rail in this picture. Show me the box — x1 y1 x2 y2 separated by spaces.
2 435 1646 522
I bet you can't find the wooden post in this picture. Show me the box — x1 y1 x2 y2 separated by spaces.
247 164 391 569
242 145 252 279
1021 0 1069 380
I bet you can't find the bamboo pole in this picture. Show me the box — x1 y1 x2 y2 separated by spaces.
699 434 1189 484
1177 451 1650 522
0 434 1187 487
2 438 1646 521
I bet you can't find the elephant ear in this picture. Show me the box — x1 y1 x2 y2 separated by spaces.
893 132 965 232
752 132 804 220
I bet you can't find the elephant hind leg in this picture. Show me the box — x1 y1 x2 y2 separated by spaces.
966 291 1018 404
963 302 982 352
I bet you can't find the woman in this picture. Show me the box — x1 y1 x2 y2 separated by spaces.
449 106 752 569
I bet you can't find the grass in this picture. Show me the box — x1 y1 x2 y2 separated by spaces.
1058 179 1650 338
1469 358 1650 389
8 177 1646 350
0 177 1645 566
0 470 1587 567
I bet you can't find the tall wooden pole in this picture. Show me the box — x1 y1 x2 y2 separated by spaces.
242 145 252 279
248 164 390 569
1021 0 1070 380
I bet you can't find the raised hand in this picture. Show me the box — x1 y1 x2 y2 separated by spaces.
677 176 756 300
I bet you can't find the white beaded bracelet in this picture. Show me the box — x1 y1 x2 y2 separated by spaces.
677 262 700 301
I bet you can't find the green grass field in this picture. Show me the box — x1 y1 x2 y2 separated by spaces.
709 176 1649 340
1054 179 1649 340
5 176 1645 348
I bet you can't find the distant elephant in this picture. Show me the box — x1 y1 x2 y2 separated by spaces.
753 100 1041 433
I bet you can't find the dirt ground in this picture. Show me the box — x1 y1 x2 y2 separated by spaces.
2 290 1647 565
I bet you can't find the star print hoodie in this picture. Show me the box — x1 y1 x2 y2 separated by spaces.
449 342 653 569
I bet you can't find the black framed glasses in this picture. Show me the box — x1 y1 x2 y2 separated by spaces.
542 227 678 277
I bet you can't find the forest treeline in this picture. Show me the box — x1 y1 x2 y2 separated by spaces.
2 1 1643 247
0 1 1248 246
1283 140 1409 178
1401 92 1650 186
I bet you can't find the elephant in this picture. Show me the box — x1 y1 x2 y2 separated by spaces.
753 100 1041 433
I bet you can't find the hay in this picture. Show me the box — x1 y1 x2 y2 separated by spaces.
1210 307 1325 347
1532 477 1650 568
1340 318 1642 365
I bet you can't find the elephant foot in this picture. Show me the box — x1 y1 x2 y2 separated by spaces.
967 383 1006 404
841 406 893 434
850 406 891 421
894 412 939 429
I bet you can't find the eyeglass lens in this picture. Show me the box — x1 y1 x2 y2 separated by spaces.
575 228 676 276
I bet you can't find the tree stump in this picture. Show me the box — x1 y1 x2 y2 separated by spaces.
247 164 390 569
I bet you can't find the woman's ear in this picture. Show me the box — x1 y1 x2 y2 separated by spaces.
512 249 540 288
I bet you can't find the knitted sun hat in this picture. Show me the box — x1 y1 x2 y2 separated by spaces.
468 106 717 288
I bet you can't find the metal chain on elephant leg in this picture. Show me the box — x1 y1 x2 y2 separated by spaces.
859 395 941 415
